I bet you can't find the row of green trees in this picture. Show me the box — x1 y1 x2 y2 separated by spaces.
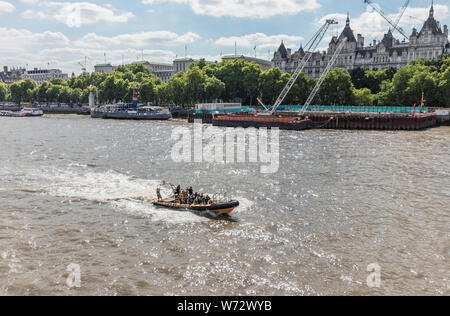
1 54 449 107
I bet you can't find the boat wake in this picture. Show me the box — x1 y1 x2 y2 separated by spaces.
10 166 252 224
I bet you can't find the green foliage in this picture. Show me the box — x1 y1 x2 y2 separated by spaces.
0 81 7 101
350 67 396 94
204 76 225 103
318 68 354 105
9 79 37 104
439 67 450 107
354 88 374 106
8 54 447 108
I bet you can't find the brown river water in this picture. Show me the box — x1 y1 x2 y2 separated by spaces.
0 115 448 296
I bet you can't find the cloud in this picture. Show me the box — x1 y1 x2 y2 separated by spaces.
215 33 304 50
74 31 201 48
318 4 449 43
0 1 14 13
0 26 69 53
142 0 320 19
21 1 135 27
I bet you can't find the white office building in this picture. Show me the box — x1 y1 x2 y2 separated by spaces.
22 68 69 85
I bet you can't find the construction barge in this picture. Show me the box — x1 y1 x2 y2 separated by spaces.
209 112 436 131
213 115 312 130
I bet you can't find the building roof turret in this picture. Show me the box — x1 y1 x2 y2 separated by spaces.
277 41 288 59
339 13 357 42
420 1 442 35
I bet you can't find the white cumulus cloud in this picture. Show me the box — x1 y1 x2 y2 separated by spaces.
21 1 135 27
0 1 14 13
216 33 304 50
74 31 201 48
142 0 320 19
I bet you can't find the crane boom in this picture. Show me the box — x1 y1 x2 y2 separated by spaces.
393 0 410 29
269 19 338 115
364 0 410 39
300 38 348 114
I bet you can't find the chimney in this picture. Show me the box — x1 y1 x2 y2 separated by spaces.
3 66 7 73
287 48 292 58
445 25 448 36
373 39 377 47
357 34 364 47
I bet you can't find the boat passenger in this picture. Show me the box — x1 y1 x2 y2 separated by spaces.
156 188 162 200
188 187 193 196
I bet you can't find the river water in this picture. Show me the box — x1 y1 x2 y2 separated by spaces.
0 115 448 296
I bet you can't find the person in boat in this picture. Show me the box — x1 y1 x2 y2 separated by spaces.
175 185 181 195
188 187 193 196
156 188 162 201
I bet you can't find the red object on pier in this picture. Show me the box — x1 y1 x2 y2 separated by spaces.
412 103 417 117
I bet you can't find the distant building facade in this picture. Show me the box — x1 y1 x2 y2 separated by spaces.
95 61 174 82
222 55 272 71
94 63 117 74
173 58 197 74
0 66 25 84
272 3 449 78
22 68 69 85
132 61 174 83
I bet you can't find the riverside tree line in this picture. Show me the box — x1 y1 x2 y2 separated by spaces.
1 54 449 107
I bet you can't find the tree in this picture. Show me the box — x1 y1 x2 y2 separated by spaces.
283 72 315 105
21 79 38 102
317 68 354 105
57 86 71 104
354 88 374 106
9 79 37 104
190 58 208 70
37 82 51 103
166 73 186 106
184 67 206 105
70 88 82 104
50 78 67 86
0 81 7 101
215 60 246 101
389 64 439 106
10 82 23 104
259 68 284 105
155 83 169 105
439 66 450 107
46 85 62 103
204 76 225 103
139 78 156 104
242 63 262 106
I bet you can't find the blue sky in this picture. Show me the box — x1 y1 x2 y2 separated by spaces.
0 0 448 75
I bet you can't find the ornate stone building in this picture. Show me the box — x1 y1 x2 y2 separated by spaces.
272 3 449 78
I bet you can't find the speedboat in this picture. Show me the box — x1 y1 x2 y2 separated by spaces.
152 183 239 214
153 199 240 214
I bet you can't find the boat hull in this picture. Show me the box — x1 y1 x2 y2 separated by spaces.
153 200 239 214
91 112 172 120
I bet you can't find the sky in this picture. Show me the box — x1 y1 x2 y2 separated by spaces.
0 0 448 75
